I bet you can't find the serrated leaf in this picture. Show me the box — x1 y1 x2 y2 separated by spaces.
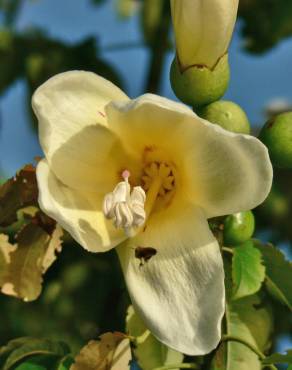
70 333 131 370
1 216 63 302
212 259 273 370
0 165 38 226
225 295 273 370
263 349 292 365
232 241 265 300
254 241 292 310
126 306 183 370
3 338 70 370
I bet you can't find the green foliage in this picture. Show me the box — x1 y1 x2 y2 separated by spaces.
232 241 265 300
263 349 292 365
238 0 292 53
0 338 71 370
254 241 292 310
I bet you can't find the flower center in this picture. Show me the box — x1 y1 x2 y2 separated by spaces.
103 170 146 237
142 162 176 213
102 162 176 237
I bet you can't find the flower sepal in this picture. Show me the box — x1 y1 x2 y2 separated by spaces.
170 54 230 108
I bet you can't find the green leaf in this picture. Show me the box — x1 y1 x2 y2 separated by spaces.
14 363 46 370
0 338 34 368
56 355 74 370
212 258 273 370
225 295 273 370
254 241 292 310
232 241 265 300
263 349 292 365
126 306 183 370
3 338 70 370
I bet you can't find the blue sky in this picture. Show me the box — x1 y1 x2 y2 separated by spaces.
1 0 292 176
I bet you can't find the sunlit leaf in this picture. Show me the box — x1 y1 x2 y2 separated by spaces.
1 216 63 302
0 233 15 285
263 349 292 365
224 295 273 370
232 241 265 300
70 333 131 370
126 306 183 370
212 258 273 370
254 241 292 310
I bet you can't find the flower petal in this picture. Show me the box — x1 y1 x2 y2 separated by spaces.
32 71 129 191
117 202 225 355
36 159 126 252
170 0 239 70
183 120 273 218
106 94 273 218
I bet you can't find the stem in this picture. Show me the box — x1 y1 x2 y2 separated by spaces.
136 329 151 345
144 0 171 93
128 330 151 346
222 335 265 360
152 364 198 370
222 247 234 255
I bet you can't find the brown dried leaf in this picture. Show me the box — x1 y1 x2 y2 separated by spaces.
0 216 63 302
70 333 131 370
0 234 16 285
0 164 38 227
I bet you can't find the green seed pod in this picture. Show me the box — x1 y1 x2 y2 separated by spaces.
170 54 230 108
259 112 292 169
223 211 255 246
198 100 251 134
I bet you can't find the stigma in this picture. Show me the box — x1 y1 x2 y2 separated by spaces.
103 170 146 236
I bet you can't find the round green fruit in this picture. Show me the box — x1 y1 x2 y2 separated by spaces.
170 54 230 108
259 112 292 169
198 100 250 134
223 211 255 246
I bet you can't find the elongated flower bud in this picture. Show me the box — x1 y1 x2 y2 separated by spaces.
170 0 239 72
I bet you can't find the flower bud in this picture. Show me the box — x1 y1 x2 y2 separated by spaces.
170 0 239 72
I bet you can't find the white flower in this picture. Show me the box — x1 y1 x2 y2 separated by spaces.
33 71 272 355
170 0 239 71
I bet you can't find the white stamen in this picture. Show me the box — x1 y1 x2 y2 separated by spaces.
103 171 146 235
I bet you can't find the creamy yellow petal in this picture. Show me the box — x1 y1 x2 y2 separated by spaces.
117 201 225 355
170 0 239 70
106 94 272 218
182 119 273 218
36 160 126 252
32 71 129 191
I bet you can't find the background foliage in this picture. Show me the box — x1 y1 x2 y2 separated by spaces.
0 0 291 369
